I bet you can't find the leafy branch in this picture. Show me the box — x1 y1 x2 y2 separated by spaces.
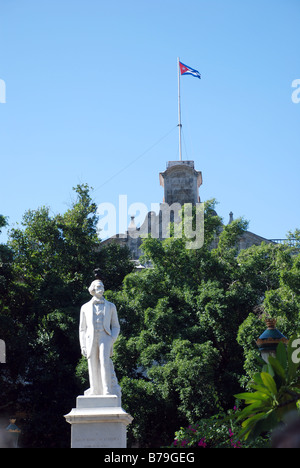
235 336 300 441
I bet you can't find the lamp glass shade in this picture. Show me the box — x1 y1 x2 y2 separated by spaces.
256 318 288 363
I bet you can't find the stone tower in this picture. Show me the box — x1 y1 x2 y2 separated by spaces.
101 158 277 260
159 160 203 205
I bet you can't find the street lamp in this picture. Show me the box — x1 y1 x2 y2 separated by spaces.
5 417 21 448
256 318 289 363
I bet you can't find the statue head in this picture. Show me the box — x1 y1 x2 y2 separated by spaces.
88 279 105 299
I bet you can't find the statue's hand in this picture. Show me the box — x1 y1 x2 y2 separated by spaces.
81 347 87 357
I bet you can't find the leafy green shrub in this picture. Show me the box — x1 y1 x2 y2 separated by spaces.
235 338 300 442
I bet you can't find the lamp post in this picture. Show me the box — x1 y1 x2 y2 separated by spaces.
5 417 21 448
256 318 289 363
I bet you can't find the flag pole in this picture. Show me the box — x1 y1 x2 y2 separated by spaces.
177 57 182 161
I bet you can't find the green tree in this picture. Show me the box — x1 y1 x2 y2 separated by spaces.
0 185 133 447
106 201 255 446
0 215 12 299
110 205 299 447
0 214 15 413
233 240 300 445
237 243 300 385
286 228 300 248
2 188 298 448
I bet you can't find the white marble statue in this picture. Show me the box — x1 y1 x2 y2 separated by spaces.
79 275 121 398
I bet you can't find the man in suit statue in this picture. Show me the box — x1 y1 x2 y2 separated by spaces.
79 274 120 395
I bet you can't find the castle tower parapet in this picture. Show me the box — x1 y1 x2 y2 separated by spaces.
159 161 202 205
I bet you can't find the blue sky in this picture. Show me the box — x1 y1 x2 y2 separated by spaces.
0 0 299 242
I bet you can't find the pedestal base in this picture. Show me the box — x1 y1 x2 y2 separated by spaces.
64 395 133 448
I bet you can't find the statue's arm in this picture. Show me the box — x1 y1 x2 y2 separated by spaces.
110 304 120 342
79 306 87 356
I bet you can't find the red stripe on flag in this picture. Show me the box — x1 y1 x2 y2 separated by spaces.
179 62 189 75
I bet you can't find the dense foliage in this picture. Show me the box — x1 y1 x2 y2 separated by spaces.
166 408 268 448
103 202 300 446
235 339 300 442
0 185 133 447
0 187 299 448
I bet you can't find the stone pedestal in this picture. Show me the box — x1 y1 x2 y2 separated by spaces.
64 395 133 448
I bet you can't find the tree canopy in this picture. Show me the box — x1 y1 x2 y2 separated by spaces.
0 189 299 448
0 185 133 447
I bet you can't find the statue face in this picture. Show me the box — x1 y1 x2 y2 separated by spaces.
93 281 104 298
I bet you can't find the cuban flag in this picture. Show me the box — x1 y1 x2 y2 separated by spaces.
179 61 201 79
